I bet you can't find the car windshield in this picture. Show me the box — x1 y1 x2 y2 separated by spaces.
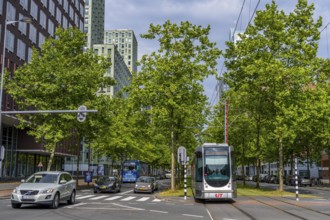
137 177 152 183
26 173 58 183
96 177 115 184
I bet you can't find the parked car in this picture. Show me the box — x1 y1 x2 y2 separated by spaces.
266 175 278 184
134 176 156 193
11 171 76 209
285 175 312 187
94 176 121 193
151 177 159 190
165 171 171 179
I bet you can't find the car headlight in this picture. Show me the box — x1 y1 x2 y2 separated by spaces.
135 184 138 187
148 185 151 188
40 188 56 194
12 188 19 194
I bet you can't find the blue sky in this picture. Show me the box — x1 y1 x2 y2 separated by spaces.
104 0 330 105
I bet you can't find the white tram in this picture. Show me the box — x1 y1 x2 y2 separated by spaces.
191 143 237 200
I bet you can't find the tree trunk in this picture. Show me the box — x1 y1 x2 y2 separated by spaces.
278 136 284 191
171 124 175 191
47 144 56 171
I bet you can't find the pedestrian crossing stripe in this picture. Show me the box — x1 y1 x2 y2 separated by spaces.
105 196 122 200
76 195 161 202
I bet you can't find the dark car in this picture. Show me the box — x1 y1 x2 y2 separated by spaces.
134 176 155 193
94 176 121 193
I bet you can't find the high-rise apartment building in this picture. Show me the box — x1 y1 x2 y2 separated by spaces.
0 0 85 178
93 44 131 98
104 29 138 73
84 0 104 49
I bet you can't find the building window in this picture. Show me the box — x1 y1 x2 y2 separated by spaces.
39 33 45 47
17 39 26 60
18 14 27 35
29 25 37 43
20 0 28 11
31 0 38 20
40 11 47 29
49 0 55 16
6 31 15 52
6 2 16 21
48 19 54 36
56 7 62 24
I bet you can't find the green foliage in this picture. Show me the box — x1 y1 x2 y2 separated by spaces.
206 0 327 190
5 27 110 168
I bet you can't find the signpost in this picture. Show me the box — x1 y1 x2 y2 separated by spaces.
177 146 187 200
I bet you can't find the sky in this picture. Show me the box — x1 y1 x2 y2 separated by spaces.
104 0 330 105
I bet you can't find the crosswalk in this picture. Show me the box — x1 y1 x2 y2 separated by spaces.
76 194 162 203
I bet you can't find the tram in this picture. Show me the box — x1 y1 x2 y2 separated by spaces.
191 143 237 200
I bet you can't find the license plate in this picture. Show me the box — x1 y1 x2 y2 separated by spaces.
100 186 106 189
22 195 35 200
215 193 223 198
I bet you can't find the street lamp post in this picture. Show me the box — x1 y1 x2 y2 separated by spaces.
0 17 32 177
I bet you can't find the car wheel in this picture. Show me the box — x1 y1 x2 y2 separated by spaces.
94 190 98 194
11 203 21 209
67 190 76 205
50 193 60 209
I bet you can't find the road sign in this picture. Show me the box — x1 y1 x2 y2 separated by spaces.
37 161 43 168
177 146 187 164
77 105 87 122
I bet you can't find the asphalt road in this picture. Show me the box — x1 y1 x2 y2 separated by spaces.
1 179 330 220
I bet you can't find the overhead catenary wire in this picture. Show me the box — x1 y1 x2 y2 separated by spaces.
233 0 246 36
246 0 261 31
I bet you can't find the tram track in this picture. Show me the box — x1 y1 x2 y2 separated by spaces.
237 193 330 220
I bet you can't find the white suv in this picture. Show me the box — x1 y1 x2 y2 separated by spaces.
11 171 76 209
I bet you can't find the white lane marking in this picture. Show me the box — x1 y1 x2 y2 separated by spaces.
104 196 123 201
150 210 168 214
152 198 161 202
65 203 87 208
121 196 136 201
136 197 150 201
182 214 204 218
206 207 214 220
112 202 145 210
119 190 133 195
76 195 94 199
89 195 108 200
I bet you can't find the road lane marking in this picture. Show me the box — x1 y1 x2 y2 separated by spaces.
112 202 145 210
206 207 214 220
65 202 87 208
76 195 94 199
119 190 133 195
150 210 168 214
121 196 136 201
89 195 108 200
136 197 150 201
152 198 161 202
105 196 123 200
182 214 204 218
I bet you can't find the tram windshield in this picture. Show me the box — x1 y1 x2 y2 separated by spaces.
204 147 230 187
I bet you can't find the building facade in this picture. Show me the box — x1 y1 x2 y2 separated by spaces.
104 29 138 73
84 0 104 49
0 0 85 178
93 44 131 98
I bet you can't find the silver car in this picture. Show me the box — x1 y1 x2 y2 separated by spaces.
11 171 76 209
134 176 155 193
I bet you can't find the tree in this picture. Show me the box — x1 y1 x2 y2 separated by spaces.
128 20 221 190
5 27 110 171
224 0 322 191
